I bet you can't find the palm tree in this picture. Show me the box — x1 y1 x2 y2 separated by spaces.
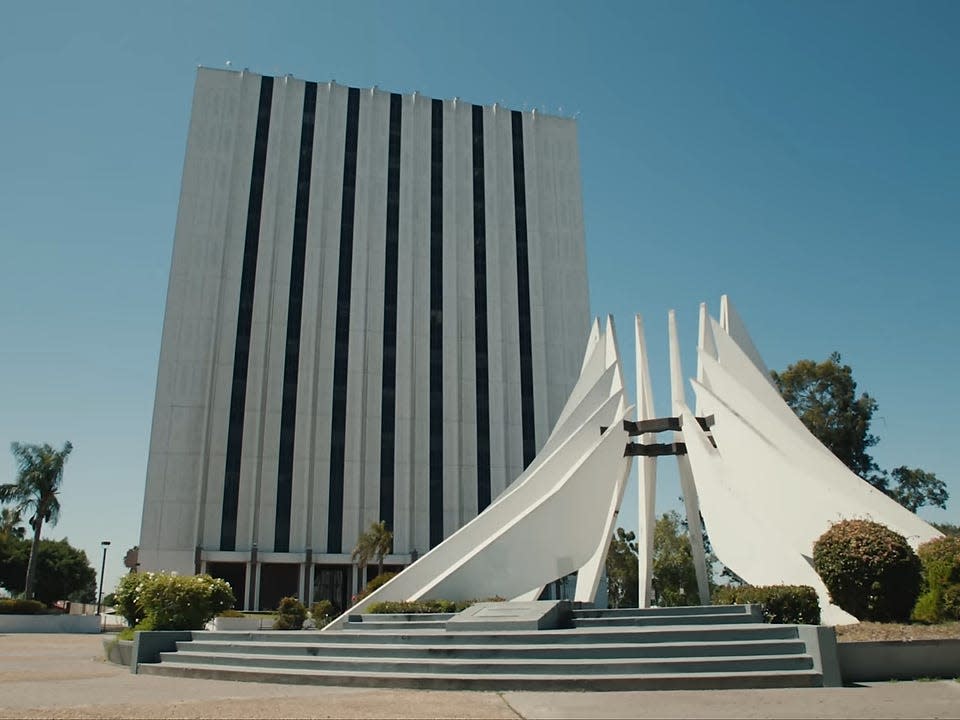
0 442 73 599
0 507 26 540
351 520 394 583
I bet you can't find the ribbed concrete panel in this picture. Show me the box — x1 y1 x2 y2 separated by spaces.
199 71 261 552
440 98 468 538
392 93 423 555
307 83 348 554
519 112 550 450
454 102 478 528
292 82 331 554
480 106 506 503
407 94 432 555
489 105 523 498
255 77 303 553
353 88 389 553
541 117 589 423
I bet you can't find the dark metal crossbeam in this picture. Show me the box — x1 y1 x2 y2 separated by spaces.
624 442 688 457
622 415 714 436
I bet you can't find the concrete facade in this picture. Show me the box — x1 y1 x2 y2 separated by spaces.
139 68 590 610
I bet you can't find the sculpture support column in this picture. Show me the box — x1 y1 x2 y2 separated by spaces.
635 315 657 608
668 310 711 606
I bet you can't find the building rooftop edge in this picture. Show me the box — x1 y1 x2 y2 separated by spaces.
196 65 576 121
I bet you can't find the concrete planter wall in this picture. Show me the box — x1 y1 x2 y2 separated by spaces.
103 638 134 666
839 640 960 682
212 615 274 631
0 614 100 633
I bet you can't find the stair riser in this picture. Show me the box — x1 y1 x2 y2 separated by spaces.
573 606 758 619
158 652 815 675
198 626 799 646
179 641 808 661
574 615 758 627
139 664 822 691
346 621 449 630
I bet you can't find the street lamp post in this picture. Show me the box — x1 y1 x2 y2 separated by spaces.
96 540 111 615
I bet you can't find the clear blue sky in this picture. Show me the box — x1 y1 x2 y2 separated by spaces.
1 1 957 596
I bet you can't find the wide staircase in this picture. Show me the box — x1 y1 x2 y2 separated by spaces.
137 604 834 690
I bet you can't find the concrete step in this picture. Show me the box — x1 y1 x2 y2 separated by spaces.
573 613 759 628
197 623 799 646
347 613 454 623
158 650 814 676
139 662 823 691
180 638 808 661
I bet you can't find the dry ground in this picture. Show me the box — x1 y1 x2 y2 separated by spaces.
1 633 959 719
835 621 960 642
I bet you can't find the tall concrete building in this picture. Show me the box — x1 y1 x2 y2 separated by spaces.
139 67 590 611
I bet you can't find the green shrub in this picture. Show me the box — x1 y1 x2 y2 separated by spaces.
0 598 47 615
310 599 337 627
912 589 941 624
217 609 245 618
912 537 960 622
813 519 921 622
943 584 960 620
917 537 960 584
113 572 148 627
112 572 234 630
712 585 820 624
273 596 306 630
366 597 505 614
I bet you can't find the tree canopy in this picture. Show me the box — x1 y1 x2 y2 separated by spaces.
0 535 96 604
0 441 74 599
605 527 638 608
652 511 704 606
772 354 947 512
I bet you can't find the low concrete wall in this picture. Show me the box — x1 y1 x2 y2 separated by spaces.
130 631 193 674
0 614 101 633
839 640 960 682
211 616 274 631
103 638 134 666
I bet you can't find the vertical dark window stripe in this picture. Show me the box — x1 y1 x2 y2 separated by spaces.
379 93 402 531
327 87 361 554
429 98 444 548
274 81 317 553
472 105 491 512
220 76 273 551
511 110 536 468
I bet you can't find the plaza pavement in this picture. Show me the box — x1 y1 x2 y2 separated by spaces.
0 634 958 719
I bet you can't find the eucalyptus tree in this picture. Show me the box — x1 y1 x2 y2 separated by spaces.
0 442 73 599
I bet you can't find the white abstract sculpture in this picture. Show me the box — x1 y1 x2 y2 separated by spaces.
324 317 634 627
679 296 942 625
324 297 942 629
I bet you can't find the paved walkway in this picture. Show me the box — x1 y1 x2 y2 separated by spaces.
0 634 958 719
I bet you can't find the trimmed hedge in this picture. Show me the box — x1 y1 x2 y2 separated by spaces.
813 519 921 622
366 597 505 614
0 598 47 615
712 585 820 625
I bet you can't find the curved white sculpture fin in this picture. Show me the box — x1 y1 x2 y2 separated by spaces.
719 294 771 381
324 323 634 627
